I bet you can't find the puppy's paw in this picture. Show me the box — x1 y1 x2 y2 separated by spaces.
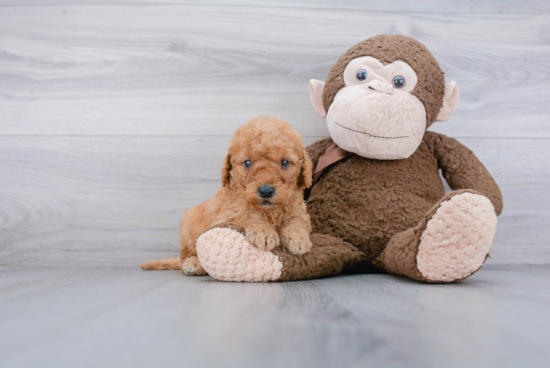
245 226 279 252
280 227 312 255
181 256 207 276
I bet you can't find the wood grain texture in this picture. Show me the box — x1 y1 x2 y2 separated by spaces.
1 0 549 14
0 265 549 368
0 5 549 138
0 3 548 267
1 136 548 266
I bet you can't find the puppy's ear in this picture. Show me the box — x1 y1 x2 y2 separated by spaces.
298 149 313 189
221 153 232 187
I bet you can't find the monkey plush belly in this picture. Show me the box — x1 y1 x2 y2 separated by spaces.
306 146 445 260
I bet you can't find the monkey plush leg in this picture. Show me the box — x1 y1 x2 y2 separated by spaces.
377 190 498 283
195 224 366 282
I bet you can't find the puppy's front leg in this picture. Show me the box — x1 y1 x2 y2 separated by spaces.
245 222 279 252
280 217 313 255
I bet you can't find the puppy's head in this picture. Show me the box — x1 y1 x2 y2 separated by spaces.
221 116 313 209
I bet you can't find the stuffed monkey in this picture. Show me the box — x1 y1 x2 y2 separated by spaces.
195 35 503 283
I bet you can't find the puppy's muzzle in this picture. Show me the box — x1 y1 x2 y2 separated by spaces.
258 185 275 199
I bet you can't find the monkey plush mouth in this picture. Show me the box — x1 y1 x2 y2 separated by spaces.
334 121 409 139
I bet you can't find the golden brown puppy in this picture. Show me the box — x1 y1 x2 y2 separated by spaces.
139 116 313 275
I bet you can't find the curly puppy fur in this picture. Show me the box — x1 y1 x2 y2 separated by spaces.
139 116 314 275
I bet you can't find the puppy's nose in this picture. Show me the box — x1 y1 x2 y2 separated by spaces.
258 185 275 199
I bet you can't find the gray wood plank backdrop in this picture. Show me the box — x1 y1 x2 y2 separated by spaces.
0 1 549 266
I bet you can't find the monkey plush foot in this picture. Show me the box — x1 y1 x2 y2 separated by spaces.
196 224 366 282
196 224 283 282
417 191 497 282
380 190 498 283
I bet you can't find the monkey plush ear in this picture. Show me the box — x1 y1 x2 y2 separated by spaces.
221 153 232 187
436 81 460 122
309 79 327 118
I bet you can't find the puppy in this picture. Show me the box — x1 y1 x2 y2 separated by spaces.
139 116 314 275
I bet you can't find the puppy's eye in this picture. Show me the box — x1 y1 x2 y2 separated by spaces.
392 75 406 88
356 69 368 83
243 160 252 169
281 159 290 168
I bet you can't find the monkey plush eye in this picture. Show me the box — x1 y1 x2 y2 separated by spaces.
356 69 368 83
392 75 406 88
281 159 290 168
243 160 252 168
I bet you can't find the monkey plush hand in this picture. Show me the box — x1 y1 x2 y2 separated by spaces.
196 35 503 283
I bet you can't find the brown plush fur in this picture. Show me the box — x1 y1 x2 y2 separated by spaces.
139 116 313 274
273 233 367 281
305 132 502 266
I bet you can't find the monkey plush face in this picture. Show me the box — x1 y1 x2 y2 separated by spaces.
326 56 426 159
309 35 460 160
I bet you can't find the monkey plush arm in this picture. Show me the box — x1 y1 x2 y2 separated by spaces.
430 132 503 215
305 137 334 171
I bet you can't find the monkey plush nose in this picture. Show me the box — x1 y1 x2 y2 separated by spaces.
367 79 393 94
258 186 275 199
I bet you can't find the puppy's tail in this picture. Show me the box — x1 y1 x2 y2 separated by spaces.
139 256 181 270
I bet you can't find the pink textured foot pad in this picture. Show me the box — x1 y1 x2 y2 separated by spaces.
196 227 283 282
417 192 498 282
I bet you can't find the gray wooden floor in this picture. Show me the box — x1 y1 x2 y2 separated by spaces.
0 265 548 368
